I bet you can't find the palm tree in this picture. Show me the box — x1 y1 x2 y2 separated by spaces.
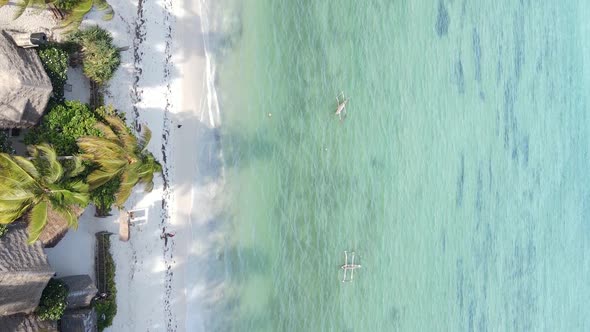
1 0 52 19
77 115 162 208
0 144 89 243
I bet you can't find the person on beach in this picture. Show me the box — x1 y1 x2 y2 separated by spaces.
93 292 108 302
160 229 175 246
160 232 175 239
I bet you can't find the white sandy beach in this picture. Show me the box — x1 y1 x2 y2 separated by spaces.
0 0 228 331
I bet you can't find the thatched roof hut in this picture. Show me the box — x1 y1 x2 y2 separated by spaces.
0 30 52 129
0 313 58 332
38 206 84 248
60 308 97 332
0 223 54 316
59 275 97 310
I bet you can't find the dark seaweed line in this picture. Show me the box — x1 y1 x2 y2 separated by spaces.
131 0 147 132
160 0 176 331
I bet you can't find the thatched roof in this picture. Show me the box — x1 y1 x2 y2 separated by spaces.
0 313 58 332
0 223 54 316
60 308 97 332
38 206 84 248
0 30 52 129
59 275 97 310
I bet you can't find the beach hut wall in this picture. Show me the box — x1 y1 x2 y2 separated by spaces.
59 275 98 310
0 313 58 331
0 30 52 129
0 223 54 316
60 308 97 332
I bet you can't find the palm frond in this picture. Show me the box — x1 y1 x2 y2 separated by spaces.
94 121 117 140
50 188 89 208
67 156 86 177
77 136 128 158
104 115 137 152
13 0 31 19
26 200 48 244
86 169 118 190
114 171 138 207
0 189 34 203
138 127 152 152
0 153 35 183
137 163 156 192
13 156 39 178
0 174 35 196
91 158 127 171
0 177 36 202
58 0 93 32
59 208 78 229
67 180 90 195
34 144 64 184
0 201 31 224
142 175 154 192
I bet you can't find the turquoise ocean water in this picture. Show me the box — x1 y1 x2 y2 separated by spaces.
202 1 590 330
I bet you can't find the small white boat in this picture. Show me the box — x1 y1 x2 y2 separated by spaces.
341 251 361 282
335 92 349 121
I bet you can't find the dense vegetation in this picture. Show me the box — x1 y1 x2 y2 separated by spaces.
0 224 7 238
24 103 133 216
0 130 14 154
0 144 89 243
0 8 159 239
70 26 120 85
37 46 69 102
24 101 101 156
53 0 83 10
90 177 120 216
94 235 117 331
78 115 162 207
36 279 69 321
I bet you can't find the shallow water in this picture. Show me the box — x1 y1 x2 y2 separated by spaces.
202 0 590 330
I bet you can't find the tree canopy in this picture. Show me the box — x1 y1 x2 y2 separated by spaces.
0 144 89 243
78 116 162 208
70 26 120 85
24 101 102 156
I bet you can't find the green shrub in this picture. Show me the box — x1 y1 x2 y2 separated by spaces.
25 103 125 216
24 100 102 156
0 130 14 154
91 177 120 217
54 0 83 10
0 224 8 238
37 46 69 102
70 26 120 85
94 235 117 331
36 279 68 321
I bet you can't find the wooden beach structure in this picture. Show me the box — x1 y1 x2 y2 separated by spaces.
118 210 130 242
